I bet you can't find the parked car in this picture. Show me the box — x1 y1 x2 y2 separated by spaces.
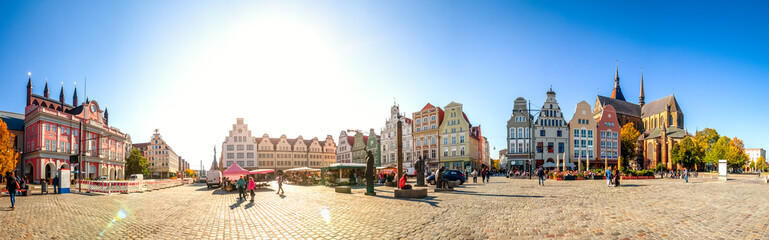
97 176 108 181
405 168 416 176
426 170 466 185
206 170 222 188
129 174 144 181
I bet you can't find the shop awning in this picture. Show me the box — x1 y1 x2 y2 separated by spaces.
249 169 275 175
323 163 367 170
284 167 320 172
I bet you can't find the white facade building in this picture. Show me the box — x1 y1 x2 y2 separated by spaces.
220 118 258 169
534 88 570 168
380 103 414 168
745 148 766 168
336 131 353 163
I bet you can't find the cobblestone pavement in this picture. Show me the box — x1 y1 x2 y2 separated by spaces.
1 176 768 239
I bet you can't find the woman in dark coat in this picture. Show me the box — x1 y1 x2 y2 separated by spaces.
613 167 621 187
6 172 19 210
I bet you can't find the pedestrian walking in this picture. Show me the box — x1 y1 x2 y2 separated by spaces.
5 172 19 210
53 175 60 194
247 177 256 202
536 166 545 186
613 166 621 187
606 167 612 187
41 177 48 195
276 173 285 195
236 176 246 201
684 168 689 183
486 169 491 182
471 169 478 183
481 168 486 183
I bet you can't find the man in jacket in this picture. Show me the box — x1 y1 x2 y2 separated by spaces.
53 175 60 194
537 166 545 186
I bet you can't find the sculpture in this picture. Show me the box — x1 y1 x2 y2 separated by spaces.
365 150 376 195
415 155 426 186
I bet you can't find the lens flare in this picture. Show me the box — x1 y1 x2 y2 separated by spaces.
320 208 331 224
99 206 131 237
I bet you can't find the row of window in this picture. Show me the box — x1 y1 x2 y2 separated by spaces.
600 141 618 149
576 119 590 125
231 136 251 143
443 127 463 134
573 129 594 138
603 122 616 127
509 142 530 154
45 124 79 136
573 150 593 159
536 142 565 153
513 116 529 123
414 115 437 125
539 129 564 137
600 131 618 139
537 118 564 127
509 128 531 139
414 124 437 132
572 140 594 148
226 153 255 159
442 147 466 157
415 137 437 147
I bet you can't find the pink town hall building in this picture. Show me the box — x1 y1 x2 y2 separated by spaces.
21 75 130 183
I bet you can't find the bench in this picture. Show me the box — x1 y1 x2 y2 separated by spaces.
335 186 351 194
394 188 427 198
1 189 28 196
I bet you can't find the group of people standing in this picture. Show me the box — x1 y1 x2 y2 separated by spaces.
234 173 285 202
470 168 491 183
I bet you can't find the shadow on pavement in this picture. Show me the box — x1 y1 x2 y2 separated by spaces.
371 192 442 207
244 202 255 209
230 199 245 209
615 184 647 187
442 189 545 198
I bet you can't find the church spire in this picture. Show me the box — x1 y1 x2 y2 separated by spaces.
610 60 626 101
638 68 646 107
59 82 65 104
73 83 79 106
44 78 50 98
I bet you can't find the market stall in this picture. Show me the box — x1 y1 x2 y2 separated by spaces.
320 163 367 186
284 167 321 185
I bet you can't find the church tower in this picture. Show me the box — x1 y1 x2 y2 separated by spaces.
610 61 626 101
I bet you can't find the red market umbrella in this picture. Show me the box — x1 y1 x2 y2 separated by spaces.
222 163 251 179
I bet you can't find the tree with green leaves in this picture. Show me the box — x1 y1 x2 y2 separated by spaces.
620 122 641 169
671 136 703 170
125 149 150 177
704 136 730 166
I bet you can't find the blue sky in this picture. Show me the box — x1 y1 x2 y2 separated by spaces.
1 1 767 169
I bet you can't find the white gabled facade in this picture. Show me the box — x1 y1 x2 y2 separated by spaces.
220 118 258 169
336 131 353 163
380 103 414 168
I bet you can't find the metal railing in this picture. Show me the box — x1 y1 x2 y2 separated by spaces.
75 179 190 195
